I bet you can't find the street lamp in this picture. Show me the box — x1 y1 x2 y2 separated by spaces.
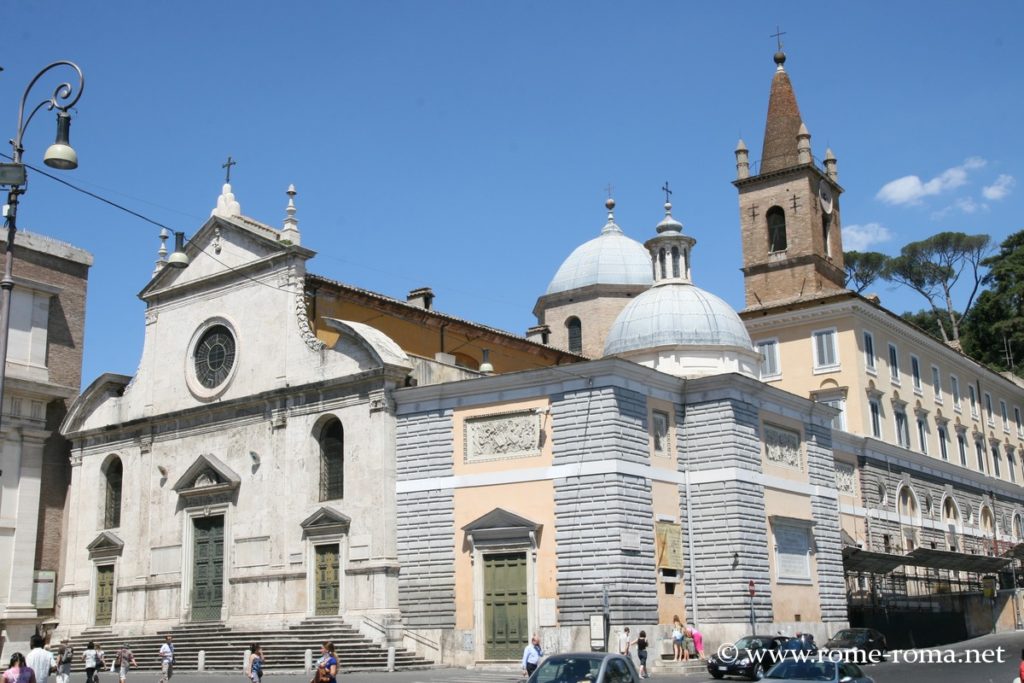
0 61 85 429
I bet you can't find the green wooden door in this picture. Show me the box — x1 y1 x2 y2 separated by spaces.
315 544 341 615
192 516 224 621
95 565 114 626
484 552 528 660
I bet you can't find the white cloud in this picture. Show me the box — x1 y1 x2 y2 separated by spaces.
982 174 1015 200
842 223 893 251
876 157 987 206
955 197 980 214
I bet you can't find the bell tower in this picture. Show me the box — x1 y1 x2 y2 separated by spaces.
734 50 846 310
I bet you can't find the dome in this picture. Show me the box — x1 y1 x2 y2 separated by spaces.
604 283 753 356
546 201 653 295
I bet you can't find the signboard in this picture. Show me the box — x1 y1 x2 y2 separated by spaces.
982 575 997 598
748 579 756 597
32 570 56 609
655 521 684 570
589 614 606 651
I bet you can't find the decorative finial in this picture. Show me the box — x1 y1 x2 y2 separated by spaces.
662 181 673 205
601 195 622 235
281 183 301 245
771 25 787 68
153 228 169 277
222 155 237 184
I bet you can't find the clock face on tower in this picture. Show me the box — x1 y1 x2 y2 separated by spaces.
194 325 236 388
818 179 834 216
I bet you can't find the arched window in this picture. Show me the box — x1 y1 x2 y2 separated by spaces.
671 246 680 278
658 248 667 279
766 206 787 253
943 497 960 551
104 457 123 529
1015 514 1024 541
566 317 582 355
319 418 344 501
898 487 918 520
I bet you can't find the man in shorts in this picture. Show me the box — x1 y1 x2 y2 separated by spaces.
158 635 175 683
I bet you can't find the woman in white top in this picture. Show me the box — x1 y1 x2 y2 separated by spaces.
83 642 99 683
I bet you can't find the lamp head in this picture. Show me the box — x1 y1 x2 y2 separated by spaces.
167 231 190 269
43 112 78 170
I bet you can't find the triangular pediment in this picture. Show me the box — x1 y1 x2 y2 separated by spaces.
87 531 124 559
140 214 315 300
300 507 352 538
172 453 241 498
463 507 541 533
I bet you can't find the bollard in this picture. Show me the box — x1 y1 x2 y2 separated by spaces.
304 648 313 673
387 646 396 672
198 650 206 672
244 649 251 672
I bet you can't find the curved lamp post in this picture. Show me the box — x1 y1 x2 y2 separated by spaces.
0 61 85 429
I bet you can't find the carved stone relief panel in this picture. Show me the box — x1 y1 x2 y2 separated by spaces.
834 462 856 494
764 424 803 469
464 411 541 463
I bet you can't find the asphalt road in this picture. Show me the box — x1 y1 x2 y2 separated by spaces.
91 632 1024 683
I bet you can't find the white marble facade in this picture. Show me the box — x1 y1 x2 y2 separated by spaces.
57 202 407 637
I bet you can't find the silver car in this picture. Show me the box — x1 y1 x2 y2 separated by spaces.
761 658 874 683
526 652 642 683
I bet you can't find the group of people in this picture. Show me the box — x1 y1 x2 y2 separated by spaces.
1 634 175 683
670 615 705 662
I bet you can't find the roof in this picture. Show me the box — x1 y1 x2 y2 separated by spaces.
546 230 652 295
759 58 804 175
842 545 1011 574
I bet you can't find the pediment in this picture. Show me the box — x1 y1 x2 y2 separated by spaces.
87 531 124 559
300 507 352 538
172 453 241 499
462 507 541 548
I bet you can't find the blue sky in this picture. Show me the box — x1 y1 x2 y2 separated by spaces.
4 2 1022 386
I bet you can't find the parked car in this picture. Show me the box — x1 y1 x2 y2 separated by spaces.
777 634 818 658
527 652 642 683
707 634 789 680
762 658 875 682
822 628 887 663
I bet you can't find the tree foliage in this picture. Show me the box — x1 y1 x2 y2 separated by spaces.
962 230 1024 374
881 231 991 346
844 251 889 294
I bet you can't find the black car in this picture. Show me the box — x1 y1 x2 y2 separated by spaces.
823 628 887 663
707 635 789 680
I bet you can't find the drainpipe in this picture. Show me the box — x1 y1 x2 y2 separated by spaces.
679 378 699 625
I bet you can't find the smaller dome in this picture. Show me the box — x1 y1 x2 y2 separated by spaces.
604 284 753 356
546 211 653 295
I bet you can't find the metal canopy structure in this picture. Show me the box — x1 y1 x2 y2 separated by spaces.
1002 543 1024 561
842 547 907 574
904 547 1011 573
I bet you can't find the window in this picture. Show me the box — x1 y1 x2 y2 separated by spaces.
968 385 978 417
658 248 667 279
1008 449 1017 484
863 331 876 372
951 376 961 410
895 408 910 448
888 344 900 383
944 498 960 551
1000 400 1009 431
566 317 582 354
773 522 811 582
812 328 839 371
651 410 669 454
911 355 922 392
818 395 846 431
767 206 787 252
937 425 949 461
757 339 780 379
671 246 680 278
104 457 123 529
976 440 987 473
985 393 994 425
319 418 344 501
957 433 968 466
870 399 882 438
916 417 928 454
932 366 941 401
992 444 1002 479
1017 407 1023 436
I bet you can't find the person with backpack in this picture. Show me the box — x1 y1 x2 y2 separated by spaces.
113 643 138 683
55 639 74 683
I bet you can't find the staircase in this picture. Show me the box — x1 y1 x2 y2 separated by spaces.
63 618 432 673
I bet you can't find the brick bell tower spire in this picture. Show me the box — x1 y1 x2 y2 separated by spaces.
733 46 847 310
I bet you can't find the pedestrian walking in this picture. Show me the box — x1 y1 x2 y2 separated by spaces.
83 641 100 683
55 638 74 683
617 627 631 656
26 635 54 682
520 633 543 677
671 615 684 661
94 643 106 683
245 643 264 683
158 635 175 683
3 653 36 683
631 630 649 679
113 643 138 683
312 641 337 683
